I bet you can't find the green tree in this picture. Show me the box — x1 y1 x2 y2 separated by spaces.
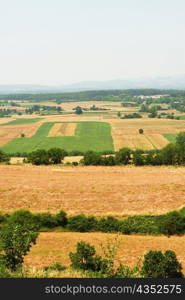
115 148 131 165
69 241 110 274
28 149 50 165
138 128 144 134
158 211 185 237
133 152 145 166
161 144 178 165
75 106 83 115
0 150 10 163
0 221 38 271
48 148 66 164
83 151 102 165
142 250 183 278
176 132 185 147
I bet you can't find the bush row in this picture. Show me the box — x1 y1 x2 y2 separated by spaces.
0 208 185 236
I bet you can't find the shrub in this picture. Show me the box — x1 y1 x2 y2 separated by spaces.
133 152 145 166
141 250 183 278
158 211 185 236
114 263 141 278
115 148 131 165
83 151 102 166
36 213 57 229
138 128 144 134
43 262 66 272
48 148 66 164
0 150 10 163
97 217 120 233
55 210 68 227
69 241 110 274
7 210 39 231
67 215 97 232
28 149 50 165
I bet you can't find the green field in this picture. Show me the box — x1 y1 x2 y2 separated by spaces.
1 122 114 153
163 133 177 143
1 118 43 126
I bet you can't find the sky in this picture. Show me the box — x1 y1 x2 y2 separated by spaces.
0 0 185 85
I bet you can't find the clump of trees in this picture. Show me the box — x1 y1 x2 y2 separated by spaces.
82 132 185 167
141 250 183 278
0 150 10 163
121 113 142 119
69 241 183 278
27 148 66 165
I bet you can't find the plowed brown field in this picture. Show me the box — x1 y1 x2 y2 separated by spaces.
0 165 185 216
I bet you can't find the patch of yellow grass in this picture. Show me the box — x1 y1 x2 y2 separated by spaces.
24 232 185 274
48 123 77 137
48 123 62 137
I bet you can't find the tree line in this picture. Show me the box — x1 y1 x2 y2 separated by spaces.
0 208 185 236
0 209 184 278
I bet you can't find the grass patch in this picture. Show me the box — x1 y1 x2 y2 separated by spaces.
1 122 114 153
1 118 43 126
163 133 177 143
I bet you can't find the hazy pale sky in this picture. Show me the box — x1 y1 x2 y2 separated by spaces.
0 0 185 85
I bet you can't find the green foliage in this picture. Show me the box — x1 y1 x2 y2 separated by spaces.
47 148 66 164
0 220 38 271
36 213 58 229
0 150 10 163
8 210 40 231
97 217 120 233
69 241 110 274
176 132 185 147
1 118 43 126
43 262 66 272
121 113 142 119
133 152 145 166
83 151 102 165
114 263 141 278
74 106 83 114
28 149 50 165
158 211 185 237
67 215 98 232
141 250 183 278
55 211 68 227
115 148 131 165
138 128 144 134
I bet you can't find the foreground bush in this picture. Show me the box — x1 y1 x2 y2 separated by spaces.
142 250 183 278
69 242 111 274
0 220 39 271
158 211 185 237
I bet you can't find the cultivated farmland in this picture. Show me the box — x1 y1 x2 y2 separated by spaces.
1 121 114 153
24 232 185 273
0 165 185 216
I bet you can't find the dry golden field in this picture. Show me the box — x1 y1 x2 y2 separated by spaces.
0 165 185 216
109 118 185 150
48 122 77 137
0 122 43 146
24 232 185 273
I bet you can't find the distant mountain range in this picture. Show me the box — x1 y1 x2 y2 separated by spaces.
1 75 185 94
